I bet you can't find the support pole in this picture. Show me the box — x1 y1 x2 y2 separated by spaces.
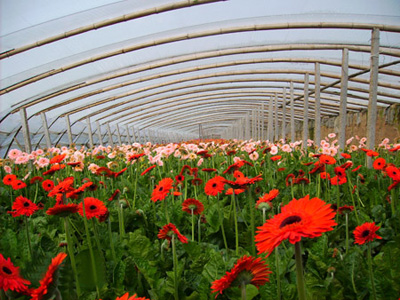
339 48 349 153
96 121 103 146
303 74 309 149
86 117 94 148
290 82 295 142
132 126 137 143
116 124 122 145
366 28 380 168
20 108 32 153
40 112 52 149
261 102 265 141
268 96 274 142
125 125 132 145
274 93 279 142
246 112 250 140
282 88 287 141
65 115 73 148
314 63 321 147
107 123 114 147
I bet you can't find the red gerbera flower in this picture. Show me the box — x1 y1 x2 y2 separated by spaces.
389 145 400 152
115 167 127 178
373 157 386 170
191 177 203 186
96 167 115 177
30 252 67 300
141 165 156 176
46 203 79 217
338 205 354 215
319 155 336 165
256 189 279 209
151 178 174 202
225 188 246 195
270 155 282 161
366 150 379 157
353 222 382 245
78 197 108 220
175 174 185 183
2 174 17 186
341 153 351 159
8 195 39 217
385 165 400 181
205 175 226 196
182 198 204 215
201 168 217 173
11 180 26 190
320 172 331 180
0 253 31 293
351 165 362 172
30 176 44 184
115 293 150 300
285 174 296 186
224 172 263 189
158 223 188 243
255 195 337 256
43 164 66 176
128 153 145 162
211 255 271 298
65 182 93 199
50 153 66 164
108 189 121 201
42 179 54 192
330 175 347 185
334 167 346 178
48 177 74 197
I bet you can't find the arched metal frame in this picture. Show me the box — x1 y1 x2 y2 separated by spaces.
1 0 400 156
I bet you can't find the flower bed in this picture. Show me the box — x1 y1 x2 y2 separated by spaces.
1 136 399 299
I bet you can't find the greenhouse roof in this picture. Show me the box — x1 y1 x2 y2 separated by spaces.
1 0 399 155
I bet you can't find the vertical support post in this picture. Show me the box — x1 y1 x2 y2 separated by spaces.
268 96 273 142
132 126 137 143
303 74 309 149
96 121 103 146
86 117 94 148
107 122 114 147
314 63 321 147
261 102 265 141
246 112 250 140
116 124 122 145
274 93 279 141
366 28 380 168
40 112 52 149
339 48 349 153
65 115 73 148
282 88 287 141
125 125 132 144
20 108 32 153
290 81 295 142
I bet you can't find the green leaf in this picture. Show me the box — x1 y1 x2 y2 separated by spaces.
76 248 106 291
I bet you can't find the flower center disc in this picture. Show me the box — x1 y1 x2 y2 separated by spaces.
89 205 97 210
23 202 30 207
362 230 370 237
280 215 302 228
2 266 12 275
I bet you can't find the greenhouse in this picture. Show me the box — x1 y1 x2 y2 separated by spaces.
0 0 399 299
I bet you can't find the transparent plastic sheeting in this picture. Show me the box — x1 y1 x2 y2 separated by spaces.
1 0 400 157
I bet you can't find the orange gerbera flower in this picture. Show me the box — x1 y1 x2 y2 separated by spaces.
373 157 386 170
319 155 336 165
151 178 174 202
78 197 108 220
43 163 65 175
211 255 271 298
255 195 336 256
0 253 31 293
30 253 67 300
8 196 39 217
256 189 279 209
353 222 382 245
158 223 188 244
205 175 226 196
182 198 204 215
140 165 156 176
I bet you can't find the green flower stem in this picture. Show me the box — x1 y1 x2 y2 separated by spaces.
132 162 139 209
191 210 195 242
198 215 201 243
317 175 321 198
91 219 104 256
240 282 246 300
262 207 267 223
390 189 396 217
275 247 282 300
64 218 81 297
345 213 349 255
294 242 307 300
33 182 39 203
107 217 117 262
54 288 62 300
172 235 179 300
118 202 125 238
216 195 228 251
336 183 340 223
249 189 256 256
164 198 170 223
231 192 239 256
82 199 100 298
346 172 360 224
24 216 32 260
367 243 377 300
